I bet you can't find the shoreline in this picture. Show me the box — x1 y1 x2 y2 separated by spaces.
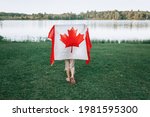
1 37 150 44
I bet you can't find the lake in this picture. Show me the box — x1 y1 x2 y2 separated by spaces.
0 20 150 41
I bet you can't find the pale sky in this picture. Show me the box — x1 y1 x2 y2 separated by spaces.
0 0 150 14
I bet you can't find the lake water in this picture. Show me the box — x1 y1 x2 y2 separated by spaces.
0 20 150 41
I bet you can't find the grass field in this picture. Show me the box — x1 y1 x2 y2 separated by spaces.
0 41 150 100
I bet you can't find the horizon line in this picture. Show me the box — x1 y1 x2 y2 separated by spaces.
1 9 150 15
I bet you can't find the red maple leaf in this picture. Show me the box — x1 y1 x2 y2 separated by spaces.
60 27 84 53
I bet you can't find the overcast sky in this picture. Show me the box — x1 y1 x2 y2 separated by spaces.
0 0 150 14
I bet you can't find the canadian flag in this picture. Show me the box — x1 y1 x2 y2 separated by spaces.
48 24 92 65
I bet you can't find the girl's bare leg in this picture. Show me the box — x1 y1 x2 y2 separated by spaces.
65 60 70 81
70 59 76 84
66 68 70 80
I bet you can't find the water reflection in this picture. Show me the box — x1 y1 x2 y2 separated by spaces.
0 20 150 41
0 21 2 29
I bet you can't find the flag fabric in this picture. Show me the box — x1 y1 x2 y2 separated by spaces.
48 24 92 65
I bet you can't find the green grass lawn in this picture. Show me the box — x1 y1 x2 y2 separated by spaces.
0 41 150 100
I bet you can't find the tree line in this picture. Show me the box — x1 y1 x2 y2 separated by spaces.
0 10 150 20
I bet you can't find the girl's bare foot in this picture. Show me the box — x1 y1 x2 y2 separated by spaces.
66 77 70 82
70 77 76 84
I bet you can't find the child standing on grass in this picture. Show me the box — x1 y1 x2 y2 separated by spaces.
48 24 92 85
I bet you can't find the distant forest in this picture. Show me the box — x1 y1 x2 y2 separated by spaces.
0 10 150 20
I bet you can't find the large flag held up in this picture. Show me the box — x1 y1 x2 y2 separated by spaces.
48 24 92 65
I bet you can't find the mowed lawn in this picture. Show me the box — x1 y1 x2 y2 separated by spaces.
0 41 150 100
